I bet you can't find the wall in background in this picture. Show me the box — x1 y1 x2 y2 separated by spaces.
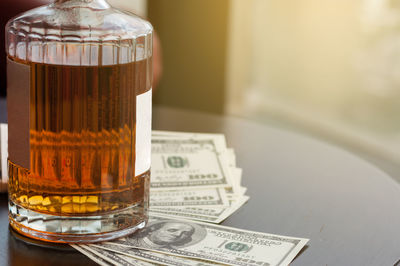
225 0 400 174
148 0 230 114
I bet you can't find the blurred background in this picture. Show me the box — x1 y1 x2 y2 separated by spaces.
1 0 399 181
149 0 400 182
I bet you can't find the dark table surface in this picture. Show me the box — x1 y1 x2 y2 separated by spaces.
0 98 399 266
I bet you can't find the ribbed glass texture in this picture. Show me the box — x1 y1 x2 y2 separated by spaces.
6 0 153 65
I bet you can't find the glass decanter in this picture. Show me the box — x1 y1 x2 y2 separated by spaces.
6 0 152 243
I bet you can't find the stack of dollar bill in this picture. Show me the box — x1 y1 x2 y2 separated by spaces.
76 131 308 266
74 214 308 266
149 130 249 223
0 125 309 265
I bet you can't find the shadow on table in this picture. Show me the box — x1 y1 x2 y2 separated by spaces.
8 227 96 266
8 228 97 266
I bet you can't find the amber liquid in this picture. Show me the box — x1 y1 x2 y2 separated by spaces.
8 56 152 216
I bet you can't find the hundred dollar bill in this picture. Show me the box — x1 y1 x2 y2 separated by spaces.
151 188 229 207
152 132 242 194
153 132 238 181
72 244 114 266
150 196 250 224
76 232 235 266
151 136 233 190
74 244 157 266
105 215 308 266
152 131 236 171
88 243 217 266
153 131 240 191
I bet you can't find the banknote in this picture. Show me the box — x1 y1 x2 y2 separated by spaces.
104 215 308 266
74 244 157 266
151 164 247 221
151 136 233 190
72 244 114 266
153 132 237 184
88 243 217 266
150 196 250 224
151 188 229 207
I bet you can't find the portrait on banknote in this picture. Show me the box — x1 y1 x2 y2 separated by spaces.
126 220 207 249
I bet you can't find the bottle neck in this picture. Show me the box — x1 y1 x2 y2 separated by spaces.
53 0 110 9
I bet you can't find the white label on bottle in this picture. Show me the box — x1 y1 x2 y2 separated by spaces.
0 124 8 182
135 89 152 176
